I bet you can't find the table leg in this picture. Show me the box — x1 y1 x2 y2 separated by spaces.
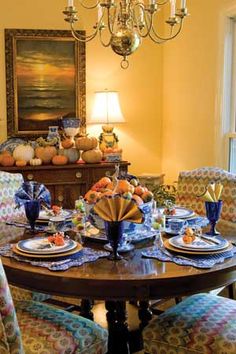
105 300 130 354
138 301 152 329
80 299 94 320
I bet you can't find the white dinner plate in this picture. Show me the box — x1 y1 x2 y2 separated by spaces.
157 206 195 219
169 235 229 252
17 237 77 255
38 209 73 221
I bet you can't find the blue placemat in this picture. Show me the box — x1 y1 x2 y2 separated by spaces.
142 245 236 269
0 244 109 271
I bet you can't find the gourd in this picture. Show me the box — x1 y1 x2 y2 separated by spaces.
75 136 98 151
1 155 15 167
61 138 74 149
81 149 102 163
35 146 57 164
15 159 27 167
52 155 68 165
30 158 42 166
58 148 80 163
13 144 34 162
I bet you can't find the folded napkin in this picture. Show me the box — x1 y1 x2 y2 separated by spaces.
0 244 109 271
15 181 51 208
93 194 144 223
142 245 236 269
199 182 223 202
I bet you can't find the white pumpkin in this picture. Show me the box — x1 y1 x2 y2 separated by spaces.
13 144 34 162
58 148 80 163
30 158 42 166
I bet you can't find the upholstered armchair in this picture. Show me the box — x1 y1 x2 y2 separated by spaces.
143 293 236 354
0 258 108 353
176 167 236 223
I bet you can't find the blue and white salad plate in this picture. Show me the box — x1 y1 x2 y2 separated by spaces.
17 237 77 254
169 235 229 252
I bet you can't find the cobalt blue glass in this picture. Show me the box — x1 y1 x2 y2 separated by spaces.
205 200 223 235
24 200 40 233
104 221 124 260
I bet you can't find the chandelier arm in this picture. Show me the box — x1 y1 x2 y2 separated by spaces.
107 7 117 35
137 10 155 38
70 23 99 42
99 30 112 47
156 0 169 5
78 0 99 10
150 19 183 42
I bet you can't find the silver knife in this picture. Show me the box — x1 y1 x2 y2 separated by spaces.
199 235 221 245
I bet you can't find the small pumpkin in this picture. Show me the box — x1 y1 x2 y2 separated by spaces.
81 149 103 163
58 148 80 163
15 159 27 167
52 155 68 165
30 158 42 166
35 146 57 164
1 155 15 167
61 138 74 149
0 151 11 164
75 136 98 151
13 144 34 162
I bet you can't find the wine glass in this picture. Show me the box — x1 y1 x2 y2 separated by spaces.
24 200 40 233
61 117 80 147
104 221 124 260
205 200 223 236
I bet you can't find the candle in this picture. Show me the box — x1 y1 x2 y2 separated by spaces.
181 0 186 8
170 0 176 17
98 4 103 22
68 0 74 6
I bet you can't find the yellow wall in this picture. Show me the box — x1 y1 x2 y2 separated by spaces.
0 0 163 176
162 0 235 183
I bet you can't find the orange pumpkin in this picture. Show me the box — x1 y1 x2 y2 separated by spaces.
15 159 27 167
52 155 68 165
35 146 57 164
61 138 74 149
75 136 98 151
1 155 15 167
81 149 102 163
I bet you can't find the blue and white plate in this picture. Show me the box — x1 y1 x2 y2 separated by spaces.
0 138 25 153
169 235 229 252
158 206 195 219
17 237 77 255
164 227 180 236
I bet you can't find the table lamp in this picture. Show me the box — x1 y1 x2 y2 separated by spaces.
90 90 125 152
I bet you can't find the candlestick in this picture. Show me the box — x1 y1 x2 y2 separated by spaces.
98 4 103 22
68 0 74 6
170 0 176 17
181 0 186 8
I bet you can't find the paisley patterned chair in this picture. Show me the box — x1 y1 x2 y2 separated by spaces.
143 293 236 354
0 171 51 302
0 258 108 354
176 167 236 223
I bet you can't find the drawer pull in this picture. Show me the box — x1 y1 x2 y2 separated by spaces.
105 171 112 177
75 172 82 179
27 173 34 181
57 195 64 202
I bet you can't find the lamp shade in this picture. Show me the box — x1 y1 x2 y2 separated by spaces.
90 91 125 124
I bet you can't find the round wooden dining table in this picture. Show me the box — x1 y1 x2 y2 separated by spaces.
1 221 236 354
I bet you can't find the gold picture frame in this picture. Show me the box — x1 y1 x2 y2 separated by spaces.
5 29 86 138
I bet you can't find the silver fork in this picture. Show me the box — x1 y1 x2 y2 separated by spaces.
157 233 192 261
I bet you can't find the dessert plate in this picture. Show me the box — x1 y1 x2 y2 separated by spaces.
164 239 232 255
13 244 82 258
168 235 229 252
38 209 73 221
17 237 77 254
158 207 195 219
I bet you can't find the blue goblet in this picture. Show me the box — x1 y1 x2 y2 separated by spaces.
104 221 124 260
205 200 223 236
24 200 40 233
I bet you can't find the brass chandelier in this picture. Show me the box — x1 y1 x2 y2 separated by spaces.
63 0 188 68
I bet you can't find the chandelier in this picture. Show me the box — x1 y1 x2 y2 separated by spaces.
63 0 188 68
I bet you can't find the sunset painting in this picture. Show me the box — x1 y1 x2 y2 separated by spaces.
16 39 76 132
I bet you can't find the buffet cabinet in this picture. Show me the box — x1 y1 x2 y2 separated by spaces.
0 162 130 209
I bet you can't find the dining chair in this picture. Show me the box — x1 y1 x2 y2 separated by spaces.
176 166 236 223
0 258 108 354
143 293 236 354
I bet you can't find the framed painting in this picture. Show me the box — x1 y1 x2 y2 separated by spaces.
5 29 86 138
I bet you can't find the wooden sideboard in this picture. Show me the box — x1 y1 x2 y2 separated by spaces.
0 161 130 209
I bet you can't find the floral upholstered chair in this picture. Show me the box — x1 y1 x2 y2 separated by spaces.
0 258 108 354
143 293 236 354
176 167 236 223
